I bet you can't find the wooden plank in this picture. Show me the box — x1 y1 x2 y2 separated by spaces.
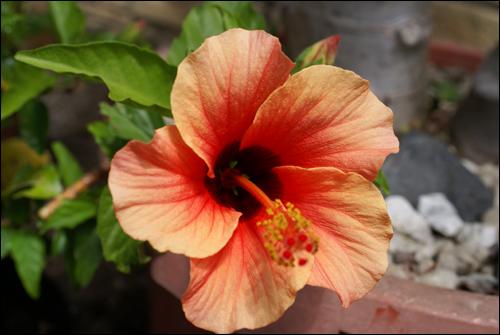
432 1 499 53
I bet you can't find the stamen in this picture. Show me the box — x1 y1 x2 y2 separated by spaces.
257 200 319 267
231 173 319 267
283 250 292 260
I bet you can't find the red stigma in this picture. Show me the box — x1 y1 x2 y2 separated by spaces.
257 201 319 267
240 182 319 267
283 250 292 260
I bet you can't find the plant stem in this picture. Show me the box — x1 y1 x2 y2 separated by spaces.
38 164 107 219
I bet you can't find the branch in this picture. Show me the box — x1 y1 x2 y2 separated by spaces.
38 163 107 220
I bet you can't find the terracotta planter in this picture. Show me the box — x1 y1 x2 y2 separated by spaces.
149 253 499 334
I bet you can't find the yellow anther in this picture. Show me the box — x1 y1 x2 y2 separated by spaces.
257 199 319 267
229 173 319 267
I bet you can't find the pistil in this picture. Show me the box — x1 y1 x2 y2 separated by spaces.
231 172 318 267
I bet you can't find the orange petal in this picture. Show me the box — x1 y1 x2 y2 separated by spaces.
171 28 294 177
108 126 241 258
242 65 399 181
274 166 393 307
182 222 312 333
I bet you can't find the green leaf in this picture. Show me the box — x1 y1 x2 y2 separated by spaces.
1 59 54 120
1 2 25 45
97 187 147 273
51 141 84 187
15 42 176 110
13 164 63 200
18 100 49 154
87 121 127 159
1 1 52 53
3 165 34 195
374 170 391 196
1 227 14 258
1 198 31 226
11 231 45 299
167 1 265 66
49 1 85 44
1 137 49 191
50 229 68 256
166 5 223 66
209 1 266 29
3 165 36 197
40 196 97 232
434 80 461 103
68 223 102 287
100 102 163 142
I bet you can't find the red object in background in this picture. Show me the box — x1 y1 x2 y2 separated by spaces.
428 40 486 73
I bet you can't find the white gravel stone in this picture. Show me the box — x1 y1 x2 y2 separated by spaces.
387 263 411 280
414 257 435 274
477 163 499 190
461 158 479 174
459 273 499 294
437 240 477 274
481 265 495 275
389 232 422 254
414 241 442 263
416 268 460 290
457 223 498 250
455 224 498 271
386 195 434 243
478 163 500 209
418 193 464 237
483 207 499 227
437 232 496 275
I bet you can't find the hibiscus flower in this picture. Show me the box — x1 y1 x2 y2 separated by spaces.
109 28 399 333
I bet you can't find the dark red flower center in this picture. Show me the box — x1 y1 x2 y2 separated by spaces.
205 141 282 219
205 142 318 267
